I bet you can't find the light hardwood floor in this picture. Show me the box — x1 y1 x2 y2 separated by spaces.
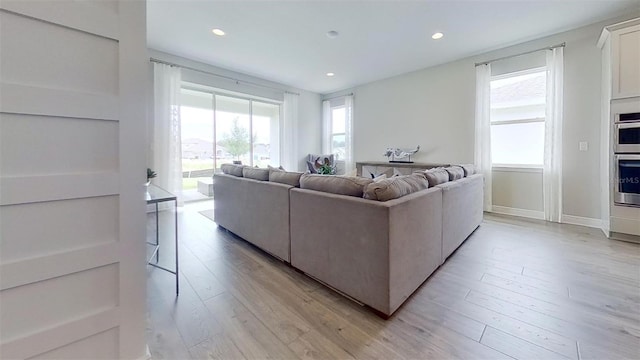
147 201 640 359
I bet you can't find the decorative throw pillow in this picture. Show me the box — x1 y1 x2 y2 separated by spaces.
373 174 387 182
424 168 449 187
459 164 475 177
242 167 270 181
444 166 465 181
308 154 335 165
269 171 304 187
221 163 245 177
300 174 373 197
363 173 429 201
268 165 285 172
306 161 317 174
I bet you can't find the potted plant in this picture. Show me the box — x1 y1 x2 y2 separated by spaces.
316 159 336 175
146 168 157 186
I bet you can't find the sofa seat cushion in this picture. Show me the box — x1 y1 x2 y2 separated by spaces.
363 173 429 201
444 166 464 181
270 170 304 187
424 168 449 187
242 167 270 181
300 174 373 197
459 164 476 177
221 163 246 177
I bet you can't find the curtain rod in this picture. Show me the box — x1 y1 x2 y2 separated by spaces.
474 42 566 67
150 57 301 96
323 92 354 101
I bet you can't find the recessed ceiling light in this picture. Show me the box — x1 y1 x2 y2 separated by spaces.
326 72 335 77
212 28 225 36
432 32 444 40
326 30 339 39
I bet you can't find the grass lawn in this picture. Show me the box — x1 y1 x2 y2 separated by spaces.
182 159 214 190
182 178 198 190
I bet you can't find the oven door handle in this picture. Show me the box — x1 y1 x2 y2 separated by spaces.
615 154 640 161
616 122 640 129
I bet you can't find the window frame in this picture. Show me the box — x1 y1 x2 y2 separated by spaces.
179 85 282 169
490 66 547 169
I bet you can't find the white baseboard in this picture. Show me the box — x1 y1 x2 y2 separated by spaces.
491 205 545 220
491 207 608 232
601 220 611 237
561 214 603 229
137 345 151 360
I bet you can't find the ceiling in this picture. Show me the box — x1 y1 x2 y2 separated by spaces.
147 0 639 94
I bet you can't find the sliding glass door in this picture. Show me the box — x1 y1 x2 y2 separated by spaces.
180 89 214 201
179 87 281 201
215 95 251 166
252 101 280 167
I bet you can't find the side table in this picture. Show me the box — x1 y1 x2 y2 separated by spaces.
146 184 179 295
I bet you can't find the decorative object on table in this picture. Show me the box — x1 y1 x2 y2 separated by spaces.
232 160 243 165
146 168 157 186
383 145 420 163
306 154 336 174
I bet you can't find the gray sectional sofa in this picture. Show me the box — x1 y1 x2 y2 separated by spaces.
213 164 483 317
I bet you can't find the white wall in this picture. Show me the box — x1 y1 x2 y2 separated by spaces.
148 50 322 172
0 1 148 359
324 13 639 221
492 169 544 216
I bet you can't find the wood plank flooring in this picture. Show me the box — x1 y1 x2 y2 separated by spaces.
147 201 640 359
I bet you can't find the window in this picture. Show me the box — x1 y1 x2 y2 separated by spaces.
322 95 353 174
330 106 346 160
490 68 546 166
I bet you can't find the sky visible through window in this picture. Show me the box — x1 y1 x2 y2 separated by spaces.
180 106 271 144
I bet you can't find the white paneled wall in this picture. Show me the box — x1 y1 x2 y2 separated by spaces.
0 1 147 359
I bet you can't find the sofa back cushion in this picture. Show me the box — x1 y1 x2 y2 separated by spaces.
221 164 246 177
300 174 373 197
270 170 304 187
242 167 270 181
459 164 476 177
424 168 449 187
444 166 465 181
363 173 430 201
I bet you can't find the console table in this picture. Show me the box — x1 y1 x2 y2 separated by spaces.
357 161 450 178
146 184 179 295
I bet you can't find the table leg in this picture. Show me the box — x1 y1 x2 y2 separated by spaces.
175 199 179 295
155 202 159 264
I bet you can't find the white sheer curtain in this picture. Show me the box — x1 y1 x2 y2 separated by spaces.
344 95 354 174
153 63 183 204
282 92 299 171
475 63 492 212
321 100 331 154
543 47 564 222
